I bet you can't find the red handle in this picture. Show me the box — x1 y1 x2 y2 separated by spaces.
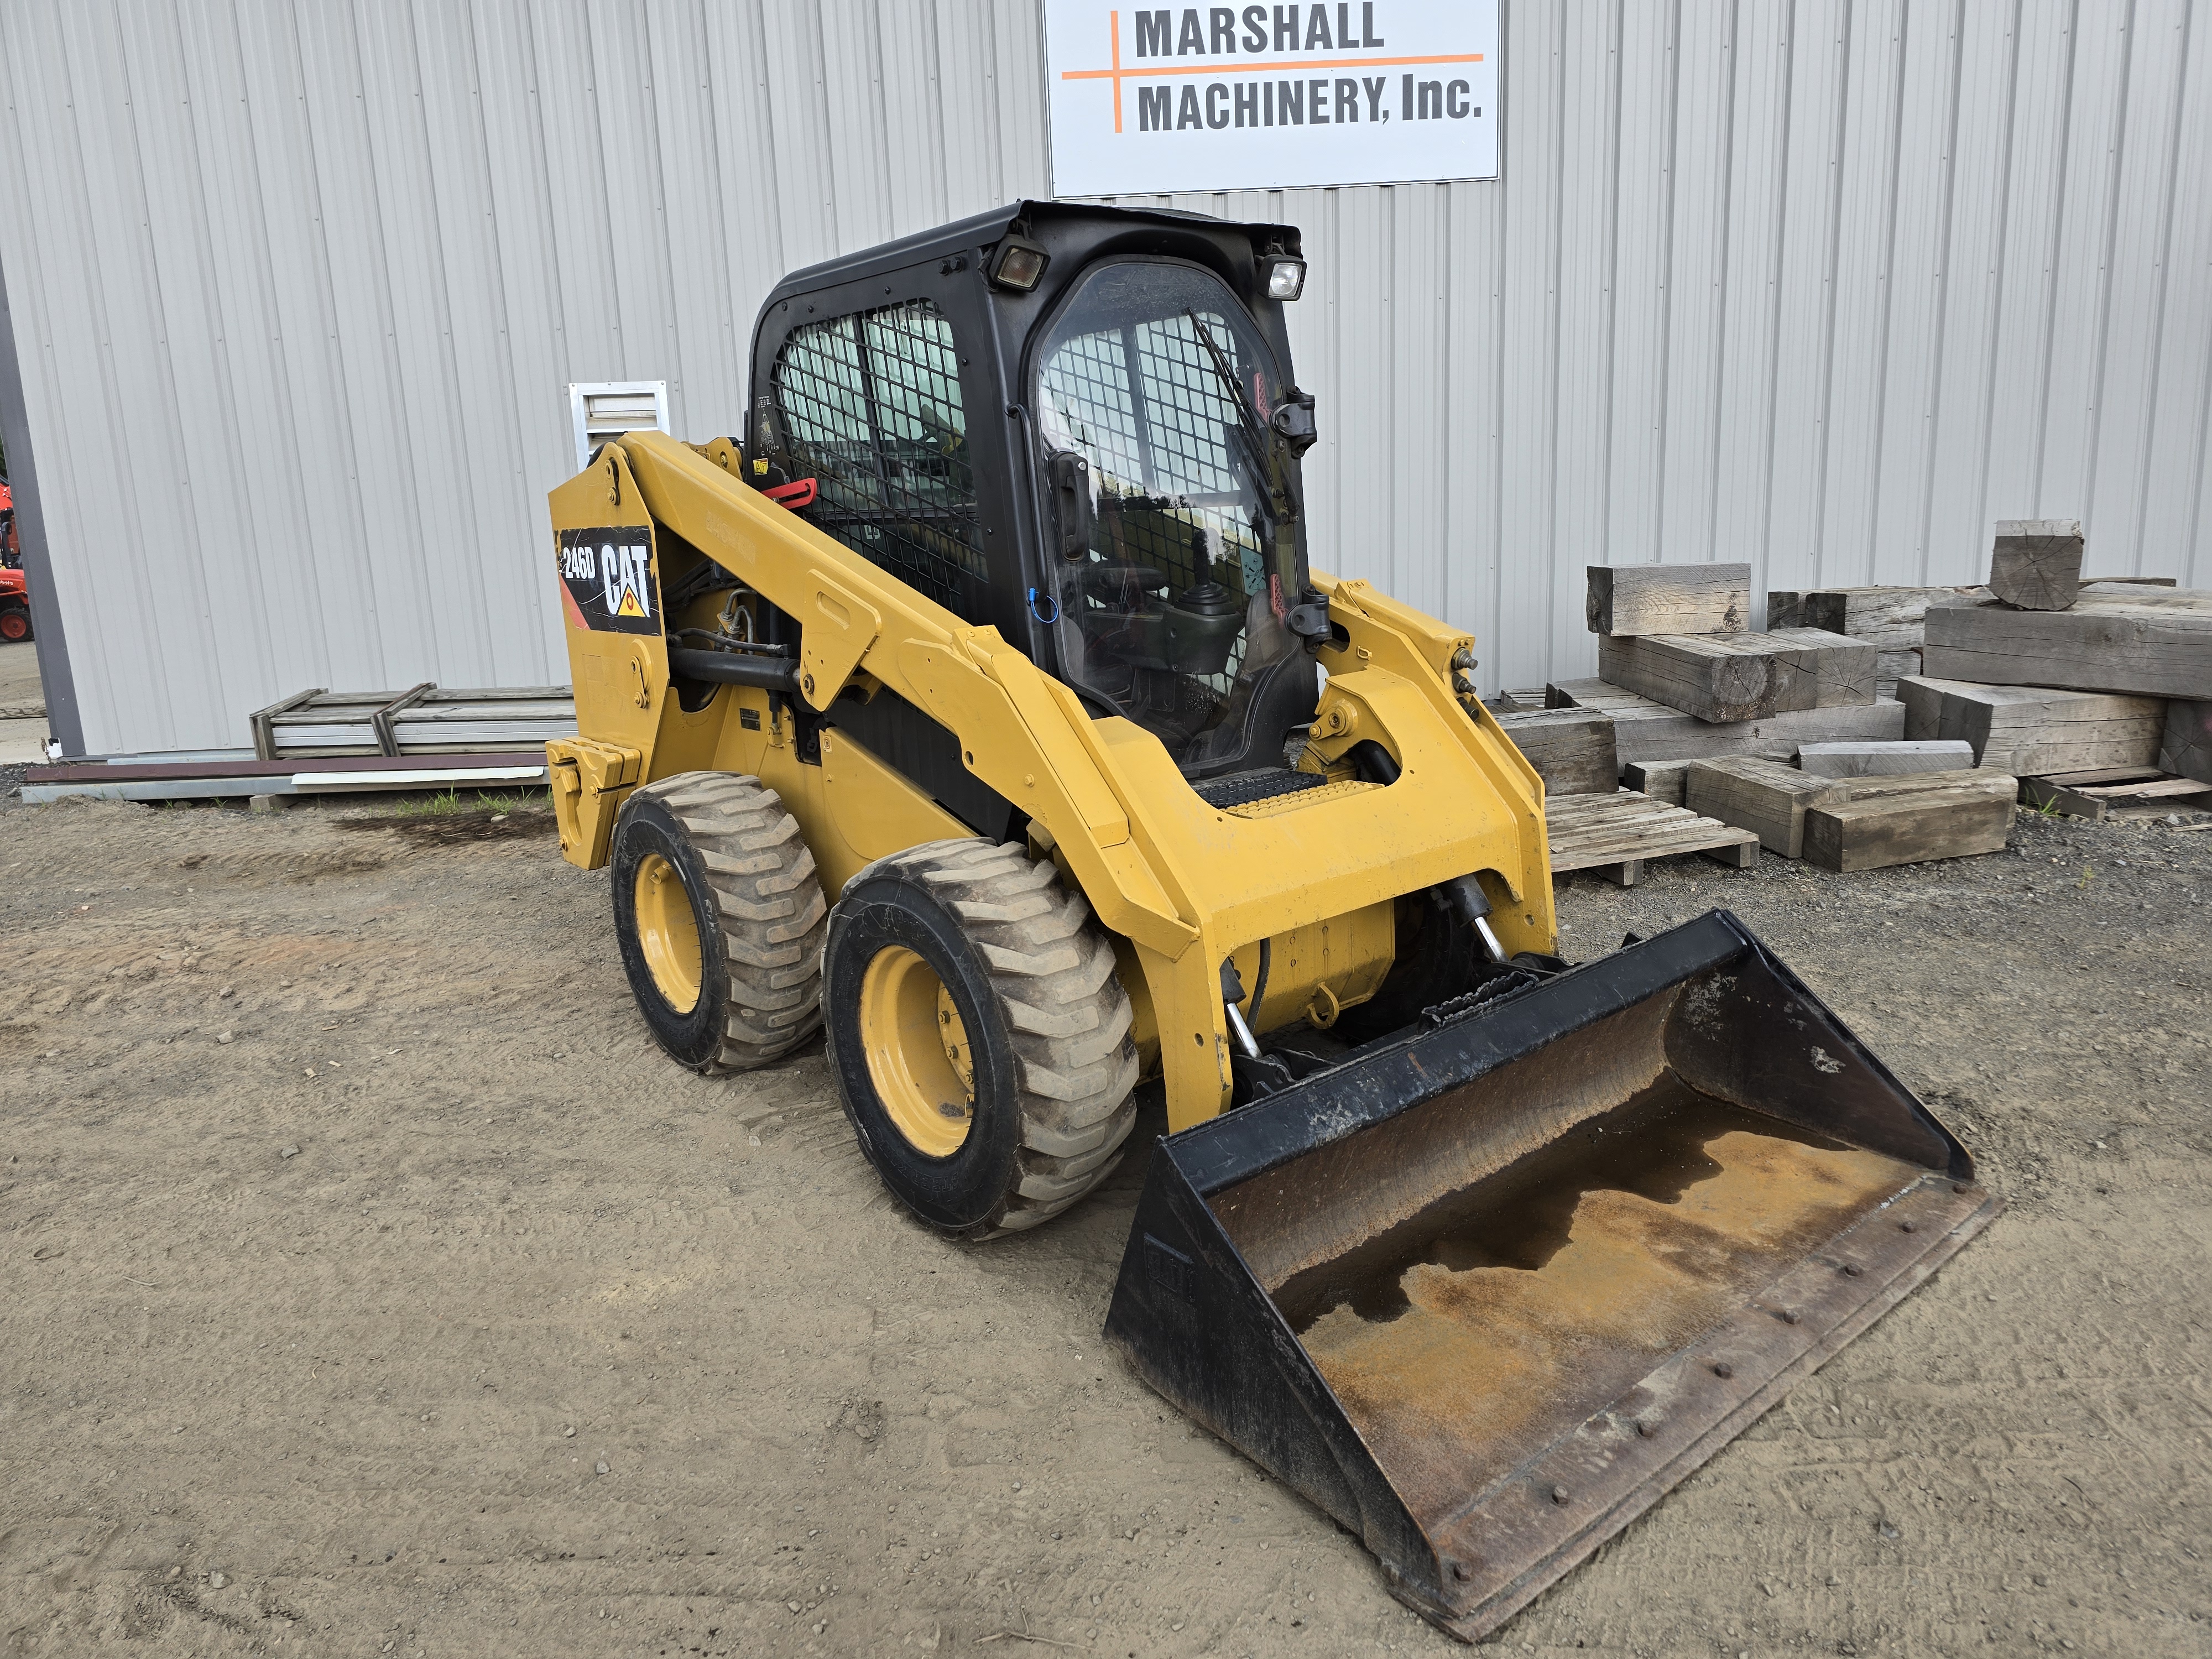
764 477 818 509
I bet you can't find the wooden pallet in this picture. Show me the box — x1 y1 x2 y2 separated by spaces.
2020 766 2212 822
1546 789 1761 887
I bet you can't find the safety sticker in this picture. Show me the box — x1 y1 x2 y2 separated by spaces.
557 528 658 635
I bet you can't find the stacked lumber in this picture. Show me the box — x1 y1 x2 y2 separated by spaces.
1775 584 1990 697
1686 757 2017 871
1493 707 1619 797
1547 678 1905 764
1921 587 2212 699
1898 675 2166 772
1596 628 1874 722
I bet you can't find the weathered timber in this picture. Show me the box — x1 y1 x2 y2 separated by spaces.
1796 739 1978 778
2020 766 2212 822
1987 519 2084 611
1493 708 1619 797
1802 783 2017 872
1597 628 1873 722
1546 679 1906 763
2082 575 2177 589
1921 590 2212 698
1621 759 1691 806
1543 789 1761 887
1765 591 1802 630
1800 586 1989 651
1767 628 1879 706
1896 675 2164 773
1684 758 1835 858
1585 562 1749 635
1875 649 1921 699
2162 700 2212 785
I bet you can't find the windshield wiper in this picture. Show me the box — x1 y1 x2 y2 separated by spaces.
1184 310 1278 482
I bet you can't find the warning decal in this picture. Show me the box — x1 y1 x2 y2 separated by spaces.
557 528 658 635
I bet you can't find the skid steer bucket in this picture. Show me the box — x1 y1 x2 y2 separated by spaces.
1104 911 1999 1642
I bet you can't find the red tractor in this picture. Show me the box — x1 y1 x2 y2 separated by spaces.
0 482 27 642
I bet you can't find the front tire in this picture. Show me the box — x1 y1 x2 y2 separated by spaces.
609 773 826 1072
0 605 28 644
825 839 1139 1239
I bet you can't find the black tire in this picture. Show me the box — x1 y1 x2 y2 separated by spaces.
825 838 1139 1239
610 773 826 1072
0 603 28 644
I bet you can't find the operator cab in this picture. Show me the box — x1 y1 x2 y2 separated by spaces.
744 201 1326 785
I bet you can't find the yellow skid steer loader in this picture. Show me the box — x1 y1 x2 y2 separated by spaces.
547 202 1996 1640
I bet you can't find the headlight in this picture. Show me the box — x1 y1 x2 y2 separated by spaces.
989 236 1050 293
1265 257 1307 301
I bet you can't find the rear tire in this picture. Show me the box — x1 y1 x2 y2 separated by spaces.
0 604 28 644
825 838 1139 1239
610 773 826 1072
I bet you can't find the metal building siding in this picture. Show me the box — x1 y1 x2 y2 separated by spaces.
0 2 2204 755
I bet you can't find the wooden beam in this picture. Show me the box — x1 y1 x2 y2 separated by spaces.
1921 590 2212 698
1597 628 1875 722
2020 769 2212 821
1547 677 1906 763
1493 708 1619 797
1684 757 1834 858
1803 784 2017 872
1586 562 1749 635
1765 590 1802 630
2161 699 2212 786
1796 739 1978 778
1621 759 1691 806
1800 586 1990 650
1896 674 2167 772
1986 518 2084 611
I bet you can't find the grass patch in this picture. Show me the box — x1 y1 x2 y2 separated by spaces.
388 786 550 818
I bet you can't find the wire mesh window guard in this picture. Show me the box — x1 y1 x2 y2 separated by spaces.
1035 262 1299 767
771 300 983 610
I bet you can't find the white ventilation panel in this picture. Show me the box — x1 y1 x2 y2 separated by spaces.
568 382 669 472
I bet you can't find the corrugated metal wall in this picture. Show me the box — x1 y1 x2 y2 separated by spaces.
1 1 2205 755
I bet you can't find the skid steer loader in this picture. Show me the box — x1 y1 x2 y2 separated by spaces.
547 202 1997 1641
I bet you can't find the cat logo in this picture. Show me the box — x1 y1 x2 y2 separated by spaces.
606 547 653 620
556 526 659 637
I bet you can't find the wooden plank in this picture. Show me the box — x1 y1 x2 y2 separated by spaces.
1796 739 1977 778
2021 771 2212 822
1547 678 1906 763
2081 576 2177 589
1493 707 1620 797
1986 518 2084 611
1597 629 1874 722
1765 590 1801 630
1921 591 2212 698
2161 699 2212 785
1621 759 1691 806
1824 768 2018 805
1803 785 2016 872
1800 586 1990 650
1894 674 2167 772
1586 562 1750 635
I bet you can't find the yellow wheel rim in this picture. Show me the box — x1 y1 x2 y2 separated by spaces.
859 946 975 1157
633 852 702 1014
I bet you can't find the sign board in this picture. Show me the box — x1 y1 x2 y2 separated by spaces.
1044 2 1499 197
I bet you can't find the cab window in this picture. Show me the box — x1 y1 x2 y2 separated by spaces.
771 298 982 610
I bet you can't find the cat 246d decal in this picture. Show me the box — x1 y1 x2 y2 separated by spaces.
557 528 658 635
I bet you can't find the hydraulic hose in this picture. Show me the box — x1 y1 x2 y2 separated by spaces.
666 646 802 694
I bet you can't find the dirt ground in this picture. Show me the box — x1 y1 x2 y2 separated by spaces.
1 787 2205 1658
